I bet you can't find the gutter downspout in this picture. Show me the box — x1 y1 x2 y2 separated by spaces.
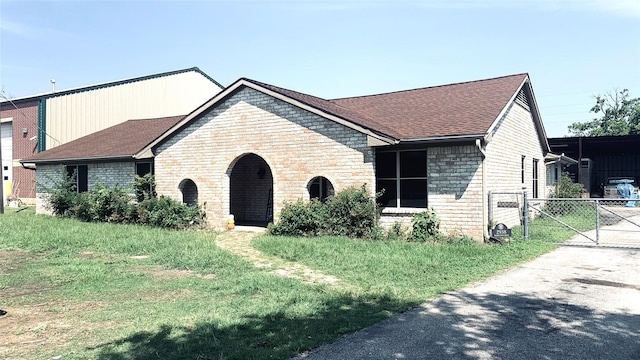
476 139 488 241
21 162 36 171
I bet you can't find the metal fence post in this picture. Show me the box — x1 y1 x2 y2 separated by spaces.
523 191 529 240
488 191 493 227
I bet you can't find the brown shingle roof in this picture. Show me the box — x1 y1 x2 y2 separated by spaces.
330 73 528 140
243 79 401 137
24 115 185 163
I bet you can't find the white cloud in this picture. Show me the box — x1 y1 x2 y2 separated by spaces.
0 19 37 38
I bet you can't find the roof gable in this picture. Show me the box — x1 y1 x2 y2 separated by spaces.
22 115 185 163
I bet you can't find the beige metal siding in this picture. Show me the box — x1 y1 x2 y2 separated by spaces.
45 71 221 149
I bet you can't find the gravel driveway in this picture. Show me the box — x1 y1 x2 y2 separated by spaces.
294 244 640 359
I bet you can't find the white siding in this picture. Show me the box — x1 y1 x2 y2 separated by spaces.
45 71 221 149
485 101 546 228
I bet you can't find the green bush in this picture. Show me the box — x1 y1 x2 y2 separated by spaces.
139 196 206 230
267 199 325 237
411 209 441 242
133 173 156 202
42 169 204 230
549 172 585 198
268 185 378 239
323 185 377 238
42 167 81 218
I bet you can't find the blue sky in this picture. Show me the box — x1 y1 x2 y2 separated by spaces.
1 0 639 137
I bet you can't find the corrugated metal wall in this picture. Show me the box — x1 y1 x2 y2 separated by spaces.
45 71 221 150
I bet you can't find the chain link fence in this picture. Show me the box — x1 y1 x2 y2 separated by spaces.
489 192 640 245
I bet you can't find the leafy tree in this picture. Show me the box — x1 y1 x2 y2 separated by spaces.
568 89 640 136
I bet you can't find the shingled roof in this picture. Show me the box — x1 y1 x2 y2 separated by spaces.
331 73 529 140
23 115 185 163
26 73 544 163
220 74 530 141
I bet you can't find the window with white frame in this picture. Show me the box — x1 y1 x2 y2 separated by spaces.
532 158 539 198
376 150 428 208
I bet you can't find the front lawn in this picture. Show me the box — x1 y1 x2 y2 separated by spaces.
0 208 556 359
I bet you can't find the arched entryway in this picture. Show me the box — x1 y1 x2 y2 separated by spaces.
179 179 198 206
229 153 273 226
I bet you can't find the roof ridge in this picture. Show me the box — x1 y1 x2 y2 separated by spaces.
331 73 529 101
128 115 186 122
240 78 401 138
2 67 222 103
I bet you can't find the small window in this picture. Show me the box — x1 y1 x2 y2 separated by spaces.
66 165 88 193
532 159 539 198
179 179 198 206
521 156 526 184
308 176 334 202
3 166 7 171
136 162 152 177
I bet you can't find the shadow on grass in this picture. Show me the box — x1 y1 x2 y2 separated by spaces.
90 290 640 359
294 292 640 360
89 293 415 359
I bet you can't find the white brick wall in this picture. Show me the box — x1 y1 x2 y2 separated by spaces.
155 87 376 228
485 101 546 228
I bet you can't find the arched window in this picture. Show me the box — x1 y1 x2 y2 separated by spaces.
308 177 334 202
179 179 198 206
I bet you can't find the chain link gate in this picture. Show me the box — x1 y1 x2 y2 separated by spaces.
489 191 640 246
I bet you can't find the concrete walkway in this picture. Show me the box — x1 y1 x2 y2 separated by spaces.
294 240 640 359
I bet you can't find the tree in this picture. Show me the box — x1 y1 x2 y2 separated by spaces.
568 89 640 136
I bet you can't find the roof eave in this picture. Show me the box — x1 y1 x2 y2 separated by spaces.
21 154 135 165
398 134 486 144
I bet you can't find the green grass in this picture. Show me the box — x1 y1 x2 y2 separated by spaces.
0 208 557 359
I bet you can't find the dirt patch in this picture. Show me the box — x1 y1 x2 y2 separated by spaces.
0 250 40 275
129 264 216 280
215 230 340 285
0 300 109 360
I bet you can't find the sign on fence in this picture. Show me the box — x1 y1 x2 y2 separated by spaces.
491 223 512 238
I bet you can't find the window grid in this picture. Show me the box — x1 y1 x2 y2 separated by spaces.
376 150 428 208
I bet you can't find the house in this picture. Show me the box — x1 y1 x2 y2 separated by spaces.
26 116 185 212
1 67 223 206
26 73 552 241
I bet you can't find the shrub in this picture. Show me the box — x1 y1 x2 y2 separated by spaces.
549 172 585 199
385 222 409 242
268 185 378 239
323 185 377 238
267 199 325 237
139 196 206 230
42 167 80 217
546 172 588 216
133 173 156 202
41 169 204 230
411 209 441 242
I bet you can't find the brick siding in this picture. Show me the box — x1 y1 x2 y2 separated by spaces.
0 100 39 203
155 87 375 228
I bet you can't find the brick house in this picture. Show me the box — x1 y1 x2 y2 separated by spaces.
26 73 550 241
1 67 222 206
